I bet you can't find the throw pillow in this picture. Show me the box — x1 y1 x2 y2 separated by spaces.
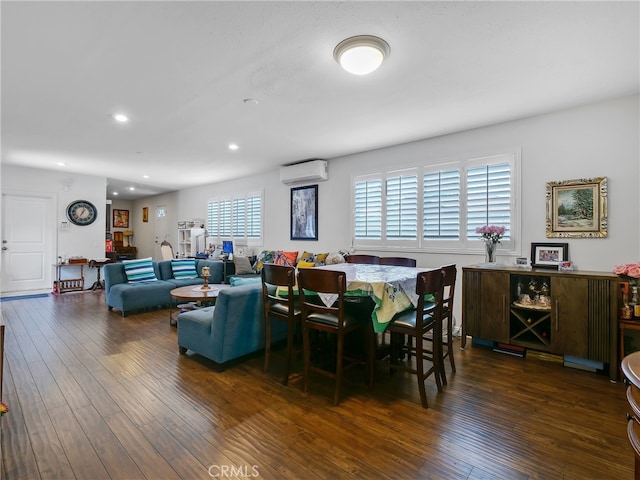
233 256 254 275
171 259 198 279
274 250 298 267
253 250 276 273
325 252 346 265
299 251 315 263
123 257 158 283
314 252 329 265
229 276 262 286
296 261 315 269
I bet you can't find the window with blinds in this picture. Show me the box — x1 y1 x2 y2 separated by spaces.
466 162 511 241
354 178 383 239
423 168 461 240
207 191 263 244
352 150 518 252
386 173 418 240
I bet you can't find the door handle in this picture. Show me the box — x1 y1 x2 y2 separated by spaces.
1 247 7 251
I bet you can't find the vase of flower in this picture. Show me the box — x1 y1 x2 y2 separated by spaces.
485 241 497 263
476 225 506 264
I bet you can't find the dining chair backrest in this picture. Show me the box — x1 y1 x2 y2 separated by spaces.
297 268 347 322
346 254 380 265
415 269 446 330
262 263 297 307
441 264 457 316
379 256 417 267
160 241 174 261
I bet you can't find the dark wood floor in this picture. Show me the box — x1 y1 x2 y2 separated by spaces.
0 291 633 479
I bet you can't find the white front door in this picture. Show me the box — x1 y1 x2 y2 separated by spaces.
1 193 56 296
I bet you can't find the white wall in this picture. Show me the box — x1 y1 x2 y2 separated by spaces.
1 165 107 286
3 95 638 286
140 94 639 272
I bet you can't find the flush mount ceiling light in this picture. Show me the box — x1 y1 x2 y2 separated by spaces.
333 35 390 75
113 113 129 123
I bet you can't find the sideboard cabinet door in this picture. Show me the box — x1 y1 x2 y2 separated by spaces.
463 270 509 344
551 276 589 358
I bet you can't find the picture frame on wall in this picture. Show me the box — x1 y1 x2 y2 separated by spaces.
545 177 607 238
290 184 318 241
530 242 569 269
142 207 149 223
113 209 129 228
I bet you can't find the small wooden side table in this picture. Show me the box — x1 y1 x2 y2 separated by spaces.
53 262 87 293
88 259 112 290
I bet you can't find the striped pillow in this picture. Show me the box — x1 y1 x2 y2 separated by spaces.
171 259 198 279
123 257 158 283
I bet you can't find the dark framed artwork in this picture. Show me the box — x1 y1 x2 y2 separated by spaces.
530 242 569 269
142 206 149 223
545 177 607 238
290 184 318 241
113 209 129 228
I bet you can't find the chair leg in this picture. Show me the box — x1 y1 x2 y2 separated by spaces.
302 324 310 394
333 332 345 406
448 318 456 373
367 327 375 389
440 319 448 386
415 335 429 409
433 325 444 392
282 320 294 386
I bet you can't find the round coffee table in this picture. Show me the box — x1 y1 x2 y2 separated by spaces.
169 284 231 326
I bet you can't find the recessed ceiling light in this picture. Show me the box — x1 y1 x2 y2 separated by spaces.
243 98 258 105
334 35 390 75
229 143 239 151
142 175 149 179
129 186 135 191
113 113 129 123
57 162 66 166
113 192 119 196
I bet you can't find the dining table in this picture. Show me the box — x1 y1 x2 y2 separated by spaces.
313 263 436 333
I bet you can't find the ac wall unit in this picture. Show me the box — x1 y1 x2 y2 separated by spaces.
280 160 328 184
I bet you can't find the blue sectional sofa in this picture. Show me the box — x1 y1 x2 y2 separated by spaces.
104 259 224 316
177 282 287 369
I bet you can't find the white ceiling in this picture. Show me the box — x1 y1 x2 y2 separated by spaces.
2 1 638 200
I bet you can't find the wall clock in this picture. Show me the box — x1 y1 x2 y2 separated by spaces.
66 200 98 226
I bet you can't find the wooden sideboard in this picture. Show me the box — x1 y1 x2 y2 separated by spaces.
462 265 619 380
106 246 137 261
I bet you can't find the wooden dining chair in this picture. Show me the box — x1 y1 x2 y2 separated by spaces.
379 256 417 267
261 264 302 386
376 268 446 408
440 264 457 384
346 254 380 265
298 268 373 405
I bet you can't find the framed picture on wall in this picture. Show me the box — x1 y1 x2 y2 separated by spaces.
113 209 129 228
545 177 607 238
142 207 149 223
290 184 318 241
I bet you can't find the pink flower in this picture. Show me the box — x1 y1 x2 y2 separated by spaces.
627 264 640 279
475 225 506 244
614 262 640 278
614 264 629 275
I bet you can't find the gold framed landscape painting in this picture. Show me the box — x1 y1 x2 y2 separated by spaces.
545 177 607 238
